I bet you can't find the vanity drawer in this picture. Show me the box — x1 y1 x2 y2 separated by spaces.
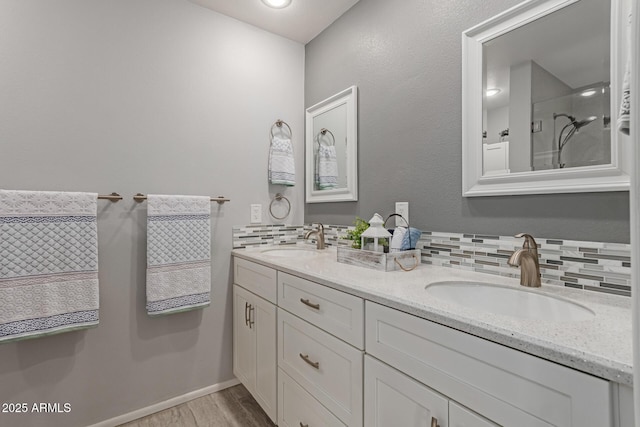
278 308 363 427
279 368 347 427
234 258 277 304
450 401 498 427
365 302 611 427
278 272 364 348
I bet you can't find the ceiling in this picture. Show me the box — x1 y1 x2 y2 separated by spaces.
188 0 361 44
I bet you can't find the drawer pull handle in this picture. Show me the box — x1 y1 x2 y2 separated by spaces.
244 302 250 326
300 298 320 310
430 417 439 427
299 353 320 369
299 423 309 427
248 304 255 329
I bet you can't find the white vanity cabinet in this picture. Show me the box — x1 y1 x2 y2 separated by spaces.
232 260 277 424
232 254 632 427
365 301 612 427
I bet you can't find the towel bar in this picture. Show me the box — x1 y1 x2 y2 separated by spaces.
98 192 123 202
133 193 230 205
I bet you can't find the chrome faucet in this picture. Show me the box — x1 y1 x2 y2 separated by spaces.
304 223 326 249
507 233 541 287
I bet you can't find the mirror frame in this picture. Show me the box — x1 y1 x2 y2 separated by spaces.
462 0 630 197
305 86 358 203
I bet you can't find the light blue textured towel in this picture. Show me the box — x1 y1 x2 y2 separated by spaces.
146 195 211 316
0 189 99 343
315 145 338 189
401 227 422 250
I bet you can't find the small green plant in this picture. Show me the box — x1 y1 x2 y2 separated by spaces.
345 217 370 249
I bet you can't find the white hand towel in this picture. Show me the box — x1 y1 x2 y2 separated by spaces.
316 145 339 189
0 189 99 343
268 137 296 186
617 11 632 135
146 195 211 316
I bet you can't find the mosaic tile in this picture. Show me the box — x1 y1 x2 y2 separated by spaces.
233 224 632 297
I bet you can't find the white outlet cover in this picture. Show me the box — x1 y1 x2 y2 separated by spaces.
250 204 262 224
395 202 409 227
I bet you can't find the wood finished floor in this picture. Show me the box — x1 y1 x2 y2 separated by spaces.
118 384 275 427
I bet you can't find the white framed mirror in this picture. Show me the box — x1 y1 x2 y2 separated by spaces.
305 86 358 203
462 0 631 196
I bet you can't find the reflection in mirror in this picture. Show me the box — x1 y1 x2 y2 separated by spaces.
314 125 344 190
482 0 610 175
462 0 630 196
305 86 358 203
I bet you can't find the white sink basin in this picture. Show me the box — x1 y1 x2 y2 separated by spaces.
260 247 321 258
425 281 595 321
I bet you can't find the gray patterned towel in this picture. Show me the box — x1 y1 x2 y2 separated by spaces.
146 195 211 316
268 137 296 186
0 190 99 343
316 144 339 189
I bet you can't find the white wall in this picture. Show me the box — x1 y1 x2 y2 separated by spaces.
0 1 304 426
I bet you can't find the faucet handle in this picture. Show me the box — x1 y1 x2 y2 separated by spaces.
514 233 538 250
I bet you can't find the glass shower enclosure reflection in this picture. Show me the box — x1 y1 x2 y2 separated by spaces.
531 83 611 170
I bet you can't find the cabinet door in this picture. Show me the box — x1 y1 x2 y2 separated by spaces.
365 355 448 427
450 402 498 427
253 293 277 423
233 285 256 393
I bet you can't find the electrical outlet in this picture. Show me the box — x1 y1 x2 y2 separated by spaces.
531 120 543 133
250 204 262 224
395 202 409 226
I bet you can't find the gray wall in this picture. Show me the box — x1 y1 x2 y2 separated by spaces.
305 0 630 243
0 1 304 426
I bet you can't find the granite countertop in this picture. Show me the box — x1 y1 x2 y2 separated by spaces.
231 244 634 386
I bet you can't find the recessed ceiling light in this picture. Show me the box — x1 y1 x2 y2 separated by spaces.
486 88 501 97
581 89 597 97
261 0 292 9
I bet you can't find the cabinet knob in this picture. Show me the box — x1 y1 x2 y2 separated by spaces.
430 416 440 427
299 353 320 369
299 423 309 427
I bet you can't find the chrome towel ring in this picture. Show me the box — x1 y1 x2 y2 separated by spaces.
315 128 335 147
269 193 291 220
270 119 292 140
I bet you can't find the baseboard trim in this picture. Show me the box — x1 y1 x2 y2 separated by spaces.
88 378 241 427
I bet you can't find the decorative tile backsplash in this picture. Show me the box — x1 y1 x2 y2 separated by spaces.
232 224 353 249
419 231 631 297
232 224 301 248
232 224 632 297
